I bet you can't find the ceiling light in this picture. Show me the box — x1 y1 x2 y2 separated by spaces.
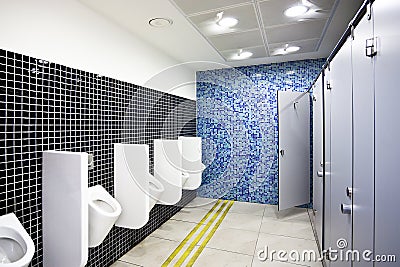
216 12 238 28
149 18 173 28
231 49 253 60
284 5 309 17
286 46 300 52
218 17 239 27
273 45 301 56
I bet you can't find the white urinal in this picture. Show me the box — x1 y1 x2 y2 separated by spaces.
88 185 122 247
148 176 165 210
179 137 203 190
114 144 165 229
0 213 35 267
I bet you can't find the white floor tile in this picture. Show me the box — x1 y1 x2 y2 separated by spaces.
171 207 210 224
260 217 315 240
229 201 266 216
193 247 253 267
277 208 309 221
206 227 259 255
150 220 198 242
263 205 279 219
113 200 322 267
219 212 263 232
263 206 310 221
119 237 179 266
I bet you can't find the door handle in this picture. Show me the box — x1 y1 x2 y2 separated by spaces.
280 149 284 156
317 171 323 177
341 203 352 214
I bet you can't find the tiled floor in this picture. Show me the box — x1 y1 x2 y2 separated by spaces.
111 198 323 267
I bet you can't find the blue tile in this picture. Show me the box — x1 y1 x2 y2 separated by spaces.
197 59 324 204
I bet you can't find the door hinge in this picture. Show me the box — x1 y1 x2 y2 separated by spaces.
366 37 377 57
367 0 373 21
326 81 332 90
350 25 355 40
312 95 317 102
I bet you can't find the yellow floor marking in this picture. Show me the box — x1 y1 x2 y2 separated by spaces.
161 199 222 267
186 200 234 266
174 200 229 267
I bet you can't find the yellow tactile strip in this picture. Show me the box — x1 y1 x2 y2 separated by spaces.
162 199 234 267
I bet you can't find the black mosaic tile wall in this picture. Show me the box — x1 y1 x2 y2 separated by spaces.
0 48 197 267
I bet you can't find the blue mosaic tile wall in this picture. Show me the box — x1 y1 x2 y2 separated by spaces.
196 59 325 204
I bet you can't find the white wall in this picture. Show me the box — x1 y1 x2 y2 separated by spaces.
0 0 196 100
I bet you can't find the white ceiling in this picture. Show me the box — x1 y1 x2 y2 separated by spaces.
80 0 363 71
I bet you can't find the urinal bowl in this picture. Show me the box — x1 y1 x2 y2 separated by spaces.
88 185 122 247
0 214 35 267
148 176 165 210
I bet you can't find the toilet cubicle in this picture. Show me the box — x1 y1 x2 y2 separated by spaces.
309 1 400 265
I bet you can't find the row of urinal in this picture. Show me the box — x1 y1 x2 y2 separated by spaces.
115 136 203 229
0 137 202 267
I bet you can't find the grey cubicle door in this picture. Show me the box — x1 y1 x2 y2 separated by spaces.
374 0 400 265
324 67 332 261
352 5 375 267
313 73 324 248
278 90 310 211
329 36 353 267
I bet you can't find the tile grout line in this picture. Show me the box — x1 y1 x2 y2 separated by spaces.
251 204 267 266
117 259 143 266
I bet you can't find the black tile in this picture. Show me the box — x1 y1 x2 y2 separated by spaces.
0 48 197 267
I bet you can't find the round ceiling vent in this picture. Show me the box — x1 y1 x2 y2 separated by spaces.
149 18 173 28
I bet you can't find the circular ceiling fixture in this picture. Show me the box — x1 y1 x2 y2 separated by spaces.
231 49 253 60
149 18 173 28
284 5 309 17
273 45 301 55
217 17 239 28
285 46 300 53
216 12 238 28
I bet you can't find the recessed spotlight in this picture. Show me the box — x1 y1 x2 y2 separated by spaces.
149 18 173 28
231 49 253 60
216 12 238 28
284 5 309 17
